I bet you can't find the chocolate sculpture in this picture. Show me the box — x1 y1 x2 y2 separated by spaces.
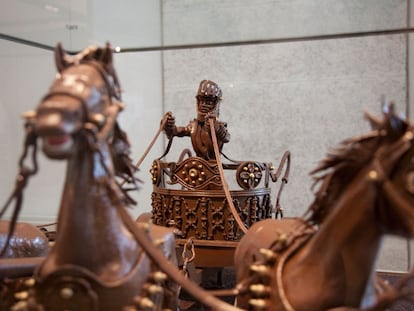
0 44 242 311
233 104 414 310
151 80 291 269
2 42 412 311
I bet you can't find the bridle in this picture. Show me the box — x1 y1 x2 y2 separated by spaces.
367 129 414 232
42 59 122 127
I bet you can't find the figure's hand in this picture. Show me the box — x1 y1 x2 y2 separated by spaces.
162 111 176 138
165 112 176 128
215 122 228 140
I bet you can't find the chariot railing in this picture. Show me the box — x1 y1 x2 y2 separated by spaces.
150 154 289 241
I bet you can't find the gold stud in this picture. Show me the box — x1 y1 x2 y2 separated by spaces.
259 248 276 262
368 170 378 181
250 264 270 276
60 287 74 300
404 131 414 141
14 291 29 300
146 284 163 295
152 271 167 282
249 284 270 296
249 298 267 309
137 297 154 309
23 278 36 287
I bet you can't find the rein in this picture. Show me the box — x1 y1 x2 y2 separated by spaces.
208 116 291 232
0 119 38 257
208 117 249 233
275 224 316 311
134 114 170 170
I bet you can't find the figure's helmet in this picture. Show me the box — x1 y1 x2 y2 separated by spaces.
196 80 222 101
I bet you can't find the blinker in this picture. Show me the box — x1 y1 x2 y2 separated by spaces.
21 110 37 120
89 113 106 127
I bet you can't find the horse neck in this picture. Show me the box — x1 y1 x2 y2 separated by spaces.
50 139 138 274
291 166 383 302
315 168 382 255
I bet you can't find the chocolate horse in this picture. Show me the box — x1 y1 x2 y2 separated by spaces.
234 105 414 310
1 43 243 311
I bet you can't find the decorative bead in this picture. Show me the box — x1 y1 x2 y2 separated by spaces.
60 287 74 300
249 298 267 310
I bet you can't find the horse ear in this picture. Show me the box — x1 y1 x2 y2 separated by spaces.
364 110 382 130
101 42 113 67
384 102 408 136
55 43 70 73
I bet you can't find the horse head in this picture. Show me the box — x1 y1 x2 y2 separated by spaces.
369 105 414 237
307 104 414 237
33 44 119 158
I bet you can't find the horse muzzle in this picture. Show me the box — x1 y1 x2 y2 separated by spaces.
35 112 82 159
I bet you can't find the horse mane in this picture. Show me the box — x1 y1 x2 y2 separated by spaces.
305 104 408 225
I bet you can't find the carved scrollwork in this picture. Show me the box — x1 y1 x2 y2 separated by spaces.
173 157 221 189
236 162 263 190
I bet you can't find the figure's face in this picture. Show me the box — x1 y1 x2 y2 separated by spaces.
197 96 218 119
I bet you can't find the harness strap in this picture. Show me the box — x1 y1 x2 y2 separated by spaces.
134 113 169 169
368 130 414 224
275 225 315 311
271 151 291 218
80 59 120 102
382 179 413 220
208 117 248 234
0 121 38 257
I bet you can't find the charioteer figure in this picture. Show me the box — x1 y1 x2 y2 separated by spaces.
163 80 230 160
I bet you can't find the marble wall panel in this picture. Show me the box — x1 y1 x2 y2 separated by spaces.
377 237 412 272
114 51 164 217
163 0 407 45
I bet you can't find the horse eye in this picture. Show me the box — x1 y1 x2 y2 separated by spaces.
405 171 414 194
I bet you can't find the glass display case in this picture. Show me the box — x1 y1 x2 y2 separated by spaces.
0 0 413 273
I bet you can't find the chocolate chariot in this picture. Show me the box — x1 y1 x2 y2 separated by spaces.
150 80 291 267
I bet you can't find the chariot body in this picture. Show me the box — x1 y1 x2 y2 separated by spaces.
150 153 289 268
